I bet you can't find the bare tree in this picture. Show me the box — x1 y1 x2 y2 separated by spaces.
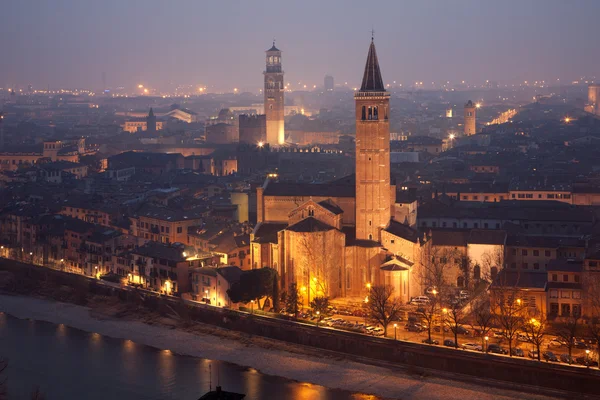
584 273 600 367
492 286 526 357
446 302 466 349
556 315 581 360
521 314 548 361
417 295 439 343
470 296 494 352
480 247 506 282
417 244 459 299
366 285 403 336
297 230 341 300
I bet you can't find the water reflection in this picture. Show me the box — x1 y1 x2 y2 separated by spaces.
0 314 381 400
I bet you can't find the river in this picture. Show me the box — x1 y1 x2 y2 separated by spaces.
0 313 379 400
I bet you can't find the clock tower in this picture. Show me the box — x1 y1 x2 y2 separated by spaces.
264 42 285 146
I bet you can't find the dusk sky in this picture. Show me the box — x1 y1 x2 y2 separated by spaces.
3 0 599 92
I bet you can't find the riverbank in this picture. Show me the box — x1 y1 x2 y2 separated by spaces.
0 294 560 400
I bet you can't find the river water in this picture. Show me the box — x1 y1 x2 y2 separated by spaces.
0 313 379 400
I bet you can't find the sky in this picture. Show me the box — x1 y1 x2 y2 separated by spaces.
2 0 599 92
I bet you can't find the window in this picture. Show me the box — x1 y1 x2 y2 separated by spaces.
533 250 539 256
510 263 517 269
561 290 570 298
550 303 559 316
522 250 528 256
522 263 528 269
512 249 517 256
561 303 571 316
572 304 581 317
533 263 540 270
573 291 581 299
474 223 478 228
563 274 568 282
368 234 372 240
457 276 465 287
177 227 182 234
552 274 557 282
549 290 558 298
574 275 580 283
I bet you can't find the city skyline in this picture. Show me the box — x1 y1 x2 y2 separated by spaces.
3 0 600 92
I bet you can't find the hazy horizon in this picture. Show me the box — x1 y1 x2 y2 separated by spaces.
3 0 599 92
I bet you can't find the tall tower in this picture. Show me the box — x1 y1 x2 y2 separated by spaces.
355 38 391 242
0 112 4 150
264 42 285 146
464 100 476 135
588 84 600 115
146 108 157 134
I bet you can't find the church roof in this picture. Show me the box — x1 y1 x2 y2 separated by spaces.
267 41 280 52
384 220 419 243
381 256 414 271
286 217 335 233
360 40 385 92
263 182 355 198
318 199 343 215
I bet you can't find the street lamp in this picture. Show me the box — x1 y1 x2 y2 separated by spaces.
316 311 320 327
394 323 398 340
448 134 455 149
586 349 591 368
250 299 255 315
442 308 447 343
484 336 489 353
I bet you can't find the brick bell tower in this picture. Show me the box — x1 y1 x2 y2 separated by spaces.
354 37 391 241
264 41 285 146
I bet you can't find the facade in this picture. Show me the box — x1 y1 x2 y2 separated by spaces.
129 205 204 244
324 75 334 91
264 42 285 146
146 108 157 134
190 266 243 307
355 39 392 241
239 114 266 145
464 100 476 136
585 84 600 115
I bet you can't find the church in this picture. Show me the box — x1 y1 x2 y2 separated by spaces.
250 39 422 304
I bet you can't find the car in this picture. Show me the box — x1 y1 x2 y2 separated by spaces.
574 339 588 349
454 325 470 335
528 350 540 359
371 327 384 336
493 330 505 339
434 325 449 333
511 348 525 357
549 338 564 347
576 356 599 367
443 339 456 347
422 338 439 345
462 343 483 351
410 296 431 305
560 354 575 364
516 334 529 342
543 351 559 362
487 344 507 354
405 323 425 332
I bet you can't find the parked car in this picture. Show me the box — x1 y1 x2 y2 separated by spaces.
371 327 384 336
493 330 505 339
543 351 559 362
516 334 529 342
560 354 575 364
454 325 470 335
443 339 456 347
574 339 588 349
487 344 507 354
410 296 430 305
462 343 482 351
511 348 525 357
405 323 425 333
422 338 439 345
528 350 540 359
434 325 449 333
576 356 599 367
549 338 564 348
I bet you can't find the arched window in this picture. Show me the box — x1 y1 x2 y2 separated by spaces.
368 234 373 240
361 106 366 120
473 265 481 280
373 106 378 120
457 276 465 287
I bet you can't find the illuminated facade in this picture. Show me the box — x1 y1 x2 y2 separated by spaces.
264 42 285 146
586 84 600 116
464 100 476 135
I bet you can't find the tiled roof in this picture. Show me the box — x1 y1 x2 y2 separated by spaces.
263 182 355 197
490 270 547 289
384 220 419 243
468 229 507 245
318 199 343 215
430 229 470 247
546 259 583 272
286 217 335 233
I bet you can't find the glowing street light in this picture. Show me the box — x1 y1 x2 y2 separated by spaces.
257 141 264 148
394 323 398 340
250 299 255 314
366 283 371 290
475 103 481 109
484 336 489 353
316 310 321 327
564 117 572 123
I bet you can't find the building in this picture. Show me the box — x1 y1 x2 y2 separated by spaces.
123 109 164 133
264 42 285 146
239 114 266 145
464 100 476 136
190 265 243 307
324 75 334 91
146 108 157 134
205 123 239 144
585 84 600 116
251 39 422 303
129 204 204 244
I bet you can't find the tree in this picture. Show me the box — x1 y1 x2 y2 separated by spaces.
417 245 456 295
480 247 506 282
285 282 303 318
446 302 466 349
584 272 600 367
227 267 278 310
366 285 403 336
310 296 329 323
556 315 581 360
297 230 342 300
492 287 526 357
417 292 439 343
470 296 494 352
521 315 548 361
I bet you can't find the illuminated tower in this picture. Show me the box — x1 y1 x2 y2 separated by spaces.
588 84 600 115
464 100 476 135
146 108 157 134
264 42 285 146
0 112 4 150
354 38 391 241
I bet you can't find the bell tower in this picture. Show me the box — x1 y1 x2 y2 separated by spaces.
264 41 285 146
354 38 391 241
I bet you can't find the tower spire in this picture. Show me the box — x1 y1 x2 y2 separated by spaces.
360 39 385 92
